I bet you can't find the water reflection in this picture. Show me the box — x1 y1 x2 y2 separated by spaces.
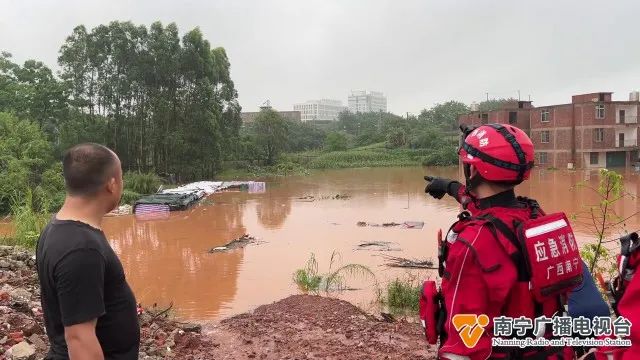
103 197 247 319
255 192 292 229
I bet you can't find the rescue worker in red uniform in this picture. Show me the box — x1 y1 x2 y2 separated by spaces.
590 248 640 360
425 124 580 360
609 265 640 359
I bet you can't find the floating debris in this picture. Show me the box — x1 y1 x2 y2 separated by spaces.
106 204 132 216
295 196 316 202
295 194 351 202
356 221 424 229
355 241 401 252
320 194 351 200
208 234 264 253
379 254 436 269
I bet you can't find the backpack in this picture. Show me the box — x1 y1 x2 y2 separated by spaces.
481 207 583 302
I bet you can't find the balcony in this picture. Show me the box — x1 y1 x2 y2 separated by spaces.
617 138 638 148
617 115 639 125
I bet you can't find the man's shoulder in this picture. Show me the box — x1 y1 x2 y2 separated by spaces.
39 220 107 260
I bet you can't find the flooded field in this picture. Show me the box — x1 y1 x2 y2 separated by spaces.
6 166 640 321
102 166 640 321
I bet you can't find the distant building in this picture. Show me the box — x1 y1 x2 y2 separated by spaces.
348 91 387 113
240 103 301 125
457 100 534 133
293 99 346 122
530 92 639 169
458 92 640 169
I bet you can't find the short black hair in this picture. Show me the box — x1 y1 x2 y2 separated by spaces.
62 143 118 196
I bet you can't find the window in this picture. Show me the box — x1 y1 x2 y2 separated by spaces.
538 152 548 164
590 152 599 165
541 131 550 143
599 93 606 102
509 112 517 124
541 110 550 122
481 113 488 124
594 128 604 142
596 104 605 119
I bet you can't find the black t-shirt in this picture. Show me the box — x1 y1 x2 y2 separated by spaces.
36 218 140 360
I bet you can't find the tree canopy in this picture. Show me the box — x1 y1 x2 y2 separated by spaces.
477 97 518 112
54 21 242 181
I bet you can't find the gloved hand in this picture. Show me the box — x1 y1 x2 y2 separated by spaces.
424 176 461 200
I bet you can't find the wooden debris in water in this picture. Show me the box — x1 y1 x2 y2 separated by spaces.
379 254 436 269
320 194 351 200
355 241 401 252
295 194 351 202
356 221 424 229
208 234 262 253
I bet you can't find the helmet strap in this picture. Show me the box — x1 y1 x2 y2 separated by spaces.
464 164 485 194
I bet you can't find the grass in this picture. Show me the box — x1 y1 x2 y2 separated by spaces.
381 277 422 315
293 254 323 292
286 144 457 170
8 191 49 248
220 143 458 178
120 189 142 206
217 161 310 180
124 171 162 195
293 252 376 294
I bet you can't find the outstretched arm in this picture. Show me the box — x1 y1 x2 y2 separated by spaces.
424 176 479 213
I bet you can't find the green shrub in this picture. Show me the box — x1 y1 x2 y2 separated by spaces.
0 112 59 215
10 190 49 248
293 252 375 294
124 171 162 194
121 190 142 205
293 254 323 292
386 129 407 148
383 278 421 314
421 146 459 166
325 132 348 152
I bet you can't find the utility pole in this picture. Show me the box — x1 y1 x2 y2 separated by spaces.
486 92 489 101
518 90 521 101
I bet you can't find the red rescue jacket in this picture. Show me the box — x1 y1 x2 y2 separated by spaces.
439 187 573 360
595 251 640 360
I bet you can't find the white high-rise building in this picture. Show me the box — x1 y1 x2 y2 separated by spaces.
293 99 347 122
348 90 387 113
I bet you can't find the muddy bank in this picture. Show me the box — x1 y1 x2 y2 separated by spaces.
0 246 435 359
209 295 435 360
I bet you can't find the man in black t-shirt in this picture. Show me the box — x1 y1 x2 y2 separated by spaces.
36 143 139 360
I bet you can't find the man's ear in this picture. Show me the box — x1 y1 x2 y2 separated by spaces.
105 177 117 194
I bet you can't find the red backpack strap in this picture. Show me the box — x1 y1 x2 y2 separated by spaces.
478 214 530 281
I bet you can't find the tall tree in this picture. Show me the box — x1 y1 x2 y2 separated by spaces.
0 53 68 138
254 109 289 165
418 101 469 131
56 21 241 181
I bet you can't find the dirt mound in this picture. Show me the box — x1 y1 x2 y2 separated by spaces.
210 295 435 360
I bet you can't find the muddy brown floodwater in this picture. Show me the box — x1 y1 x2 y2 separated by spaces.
46 167 640 321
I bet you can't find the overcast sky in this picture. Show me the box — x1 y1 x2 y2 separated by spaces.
2 0 640 114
